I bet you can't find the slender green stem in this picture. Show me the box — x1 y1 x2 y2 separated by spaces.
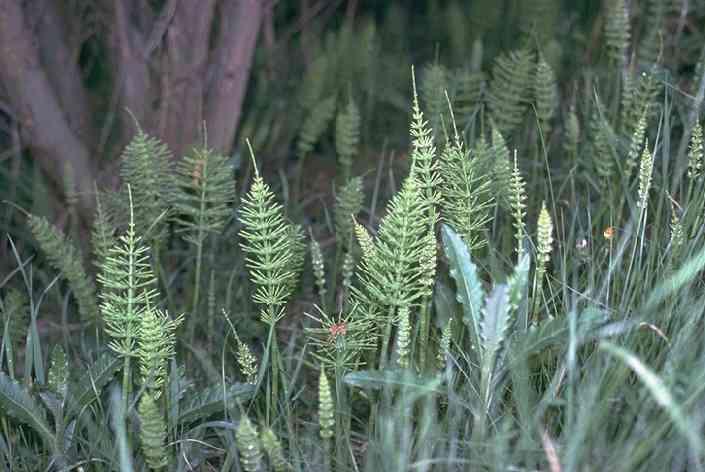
379 306 396 368
121 356 131 414
417 299 431 371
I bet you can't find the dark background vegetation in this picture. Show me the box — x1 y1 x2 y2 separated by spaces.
1 0 701 243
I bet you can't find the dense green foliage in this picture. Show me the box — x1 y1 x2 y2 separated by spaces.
2 1 705 471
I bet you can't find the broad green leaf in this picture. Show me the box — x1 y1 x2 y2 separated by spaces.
178 383 255 425
67 351 121 418
0 372 55 446
343 369 442 393
441 224 485 352
480 284 511 363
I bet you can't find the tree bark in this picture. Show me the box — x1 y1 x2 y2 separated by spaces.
205 0 263 154
160 0 217 158
111 0 154 133
0 0 96 220
29 0 94 146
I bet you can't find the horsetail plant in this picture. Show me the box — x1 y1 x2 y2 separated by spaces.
239 141 301 420
98 185 159 410
237 414 263 472
335 96 361 181
509 153 528 259
352 175 432 366
223 309 259 384
174 143 235 338
438 98 493 251
29 215 98 323
261 427 289 472
309 231 327 305
532 202 554 322
137 308 183 396
239 143 298 326
138 392 168 470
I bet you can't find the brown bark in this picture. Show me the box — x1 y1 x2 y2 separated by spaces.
29 0 94 145
160 0 217 158
205 0 264 154
111 0 154 132
0 0 96 220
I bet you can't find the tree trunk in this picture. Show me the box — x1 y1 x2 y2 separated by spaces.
0 0 263 224
0 0 97 220
205 0 263 154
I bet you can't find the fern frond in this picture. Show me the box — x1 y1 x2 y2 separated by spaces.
488 48 534 134
29 215 98 323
